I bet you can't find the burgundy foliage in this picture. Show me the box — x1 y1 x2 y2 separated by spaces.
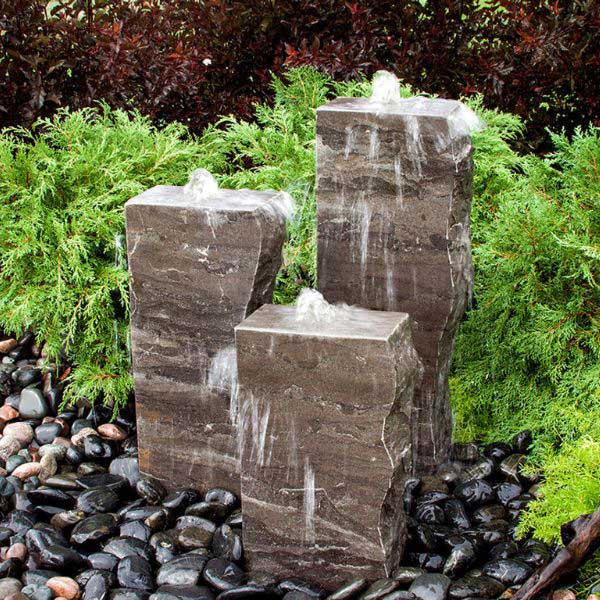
1 0 598 148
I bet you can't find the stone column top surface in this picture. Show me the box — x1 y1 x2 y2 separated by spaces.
317 96 481 143
126 184 286 214
318 96 462 119
235 303 410 341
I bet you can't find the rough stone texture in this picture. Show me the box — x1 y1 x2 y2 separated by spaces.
316 97 474 471
235 304 423 587
126 185 287 493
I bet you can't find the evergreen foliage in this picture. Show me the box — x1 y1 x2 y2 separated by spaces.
0 108 207 414
0 67 598 545
451 127 600 540
574 548 600 599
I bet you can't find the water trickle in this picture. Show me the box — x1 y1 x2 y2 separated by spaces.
112 234 127 355
303 456 316 546
394 157 404 209
368 128 380 161
112 320 120 356
360 202 371 293
370 70 400 104
287 417 299 482
184 168 219 200
250 396 271 467
114 233 126 268
344 126 356 160
207 346 238 424
384 245 395 311
404 115 424 177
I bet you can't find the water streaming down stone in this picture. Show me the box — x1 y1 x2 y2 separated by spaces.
113 234 126 356
235 291 423 586
207 346 238 425
125 169 290 492
316 71 482 471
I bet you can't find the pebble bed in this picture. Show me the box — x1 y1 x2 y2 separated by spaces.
0 333 555 600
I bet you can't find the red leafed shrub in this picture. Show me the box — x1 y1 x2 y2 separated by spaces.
1 0 598 149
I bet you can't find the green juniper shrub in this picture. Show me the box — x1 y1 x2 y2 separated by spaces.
451 126 600 542
0 107 208 414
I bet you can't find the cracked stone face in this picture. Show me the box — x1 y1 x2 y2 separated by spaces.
316 97 474 471
125 185 287 493
235 304 423 587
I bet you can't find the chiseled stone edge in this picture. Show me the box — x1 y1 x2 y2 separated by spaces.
380 317 424 574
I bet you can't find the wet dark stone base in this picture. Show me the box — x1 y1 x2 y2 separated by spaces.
0 333 556 600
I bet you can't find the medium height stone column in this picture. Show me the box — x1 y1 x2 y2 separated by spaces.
126 170 290 493
236 291 423 587
316 73 479 471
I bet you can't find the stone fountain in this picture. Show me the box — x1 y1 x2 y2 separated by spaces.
235 290 422 585
126 170 291 493
126 71 480 586
316 71 481 471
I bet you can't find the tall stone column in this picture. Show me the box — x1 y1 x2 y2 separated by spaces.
125 171 289 493
316 91 477 471
235 296 422 587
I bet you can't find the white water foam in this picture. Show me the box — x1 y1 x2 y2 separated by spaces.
183 169 295 223
269 190 296 223
371 70 400 103
183 168 219 200
448 103 486 139
294 289 352 323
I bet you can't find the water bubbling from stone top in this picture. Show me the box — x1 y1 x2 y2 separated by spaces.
184 168 220 200
448 103 486 138
270 191 296 223
370 70 401 104
295 288 352 323
183 168 295 222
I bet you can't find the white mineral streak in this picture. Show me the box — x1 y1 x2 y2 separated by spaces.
370 70 401 104
247 395 271 467
294 288 352 323
183 168 220 200
303 456 316 546
207 346 238 425
286 416 299 482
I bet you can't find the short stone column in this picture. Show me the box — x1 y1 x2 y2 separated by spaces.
235 292 423 586
126 170 290 493
316 76 478 470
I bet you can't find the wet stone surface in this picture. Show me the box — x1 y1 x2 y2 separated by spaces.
0 333 558 600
